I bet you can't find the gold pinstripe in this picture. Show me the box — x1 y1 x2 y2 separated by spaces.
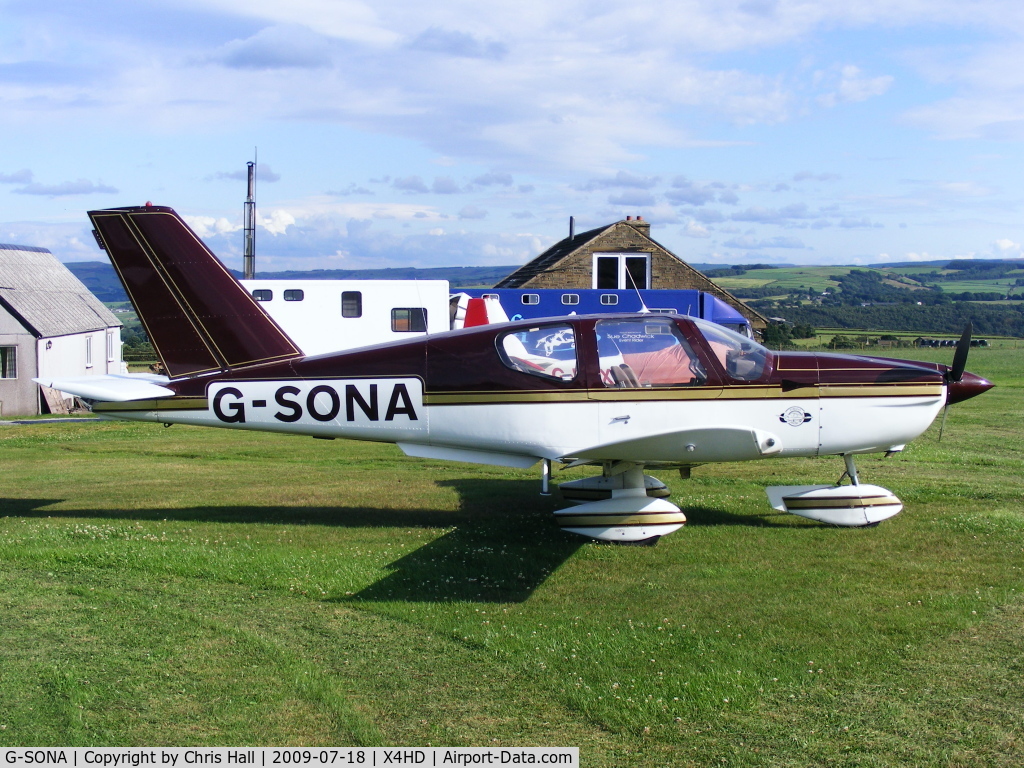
93 382 941 412
92 212 222 377
784 495 901 509
555 513 687 526
424 382 941 405
135 211 301 365
93 398 208 412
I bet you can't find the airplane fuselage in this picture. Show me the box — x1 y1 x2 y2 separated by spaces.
93 314 968 467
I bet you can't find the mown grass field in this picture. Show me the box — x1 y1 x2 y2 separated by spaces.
2 347 1022 766
712 265 1024 298
713 267 852 294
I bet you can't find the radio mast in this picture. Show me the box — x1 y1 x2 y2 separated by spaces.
243 159 256 279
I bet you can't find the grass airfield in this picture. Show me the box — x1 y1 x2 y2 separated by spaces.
1 348 1022 765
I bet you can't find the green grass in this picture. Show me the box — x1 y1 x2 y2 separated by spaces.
713 265 1024 299
931 279 1022 294
713 267 852 294
1 348 1023 764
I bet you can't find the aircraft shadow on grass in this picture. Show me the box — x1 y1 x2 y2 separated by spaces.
0 478 784 604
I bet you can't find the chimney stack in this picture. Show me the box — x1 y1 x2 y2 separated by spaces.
625 214 650 237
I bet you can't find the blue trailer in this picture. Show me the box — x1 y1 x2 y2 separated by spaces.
456 288 754 337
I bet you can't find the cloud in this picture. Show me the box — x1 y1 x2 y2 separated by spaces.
0 220 101 262
258 209 296 235
393 175 430 194
576 171 659 191
793 171 841 182
994 238 1022 256
608 190 657 207
408 27 508 60
681 220 711 238
0 169 33 184
730 203 815 223
328 183 374 196
200 215 539 270
900 41 1024 140
432 176 462 194
213 163 282 182
817 65 893 108
210 25 334 70
722 235 807 249
458 204 487 219
838 217 882 229
472 172 514 187
666 176 717 206
937 181 991 197
12 179 118 197
681 207 726 224
184 216 238 238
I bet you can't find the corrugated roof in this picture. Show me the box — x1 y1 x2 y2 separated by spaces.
0 246 121 337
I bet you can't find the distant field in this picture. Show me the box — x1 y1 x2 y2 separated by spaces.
2 349 1022 764
713 266 1024 301
705 277 777 289
932 279 1023 294
713 266 850 293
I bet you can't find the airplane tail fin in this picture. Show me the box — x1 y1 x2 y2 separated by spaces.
89 205 302 378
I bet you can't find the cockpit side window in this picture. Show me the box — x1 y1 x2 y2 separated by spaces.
690 317 770 381
498 324 577 382
596 319 707 388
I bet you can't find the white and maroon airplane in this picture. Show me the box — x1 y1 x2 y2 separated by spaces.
38 205 994 543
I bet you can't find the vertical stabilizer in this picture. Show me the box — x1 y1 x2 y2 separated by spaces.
90 205 302 378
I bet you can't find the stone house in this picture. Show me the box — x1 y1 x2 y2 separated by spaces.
495 217 767 333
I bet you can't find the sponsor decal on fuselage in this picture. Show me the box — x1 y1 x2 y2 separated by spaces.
209 379 423 428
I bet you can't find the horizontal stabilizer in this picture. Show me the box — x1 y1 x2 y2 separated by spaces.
34 374 175 402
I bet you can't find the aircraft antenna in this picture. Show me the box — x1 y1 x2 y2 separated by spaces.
624 255 650 314
243 151 256 280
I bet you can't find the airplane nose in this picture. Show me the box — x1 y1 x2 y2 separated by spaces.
947 370 994 405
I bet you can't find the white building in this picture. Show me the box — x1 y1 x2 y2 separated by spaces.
0 244 125 416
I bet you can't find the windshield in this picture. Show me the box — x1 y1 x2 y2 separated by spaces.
690 317 770 381
596 318 707 387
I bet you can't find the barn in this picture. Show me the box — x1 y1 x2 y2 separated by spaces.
0 243 125 416
496 216 767 333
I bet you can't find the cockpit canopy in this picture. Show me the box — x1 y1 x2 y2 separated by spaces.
496 315 771 387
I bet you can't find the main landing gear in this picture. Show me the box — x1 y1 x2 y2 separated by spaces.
550 461 686 543
547 452 904 542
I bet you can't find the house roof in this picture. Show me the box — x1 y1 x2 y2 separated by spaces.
493 220 769 328
494 223 614 287
0 244 121 338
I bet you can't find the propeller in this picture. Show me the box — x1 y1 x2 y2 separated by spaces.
939 322 972 441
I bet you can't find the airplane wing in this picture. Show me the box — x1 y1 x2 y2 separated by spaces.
568 425 783 464
34 374 175 402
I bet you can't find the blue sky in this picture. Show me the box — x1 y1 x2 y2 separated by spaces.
4 0 1024 271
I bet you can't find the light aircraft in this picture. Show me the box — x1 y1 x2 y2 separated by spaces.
38 205 994 543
